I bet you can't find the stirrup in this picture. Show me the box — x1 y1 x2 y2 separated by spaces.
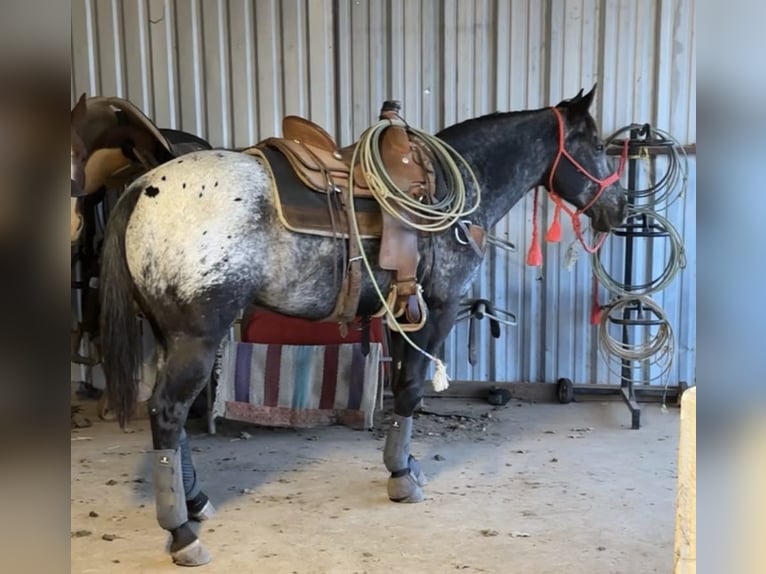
394 288 428 333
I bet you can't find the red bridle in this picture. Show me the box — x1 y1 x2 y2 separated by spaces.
526 106 628 266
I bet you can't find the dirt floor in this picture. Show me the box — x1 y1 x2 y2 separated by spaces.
71 393 680 574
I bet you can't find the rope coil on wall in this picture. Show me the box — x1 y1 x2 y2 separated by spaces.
605 124 689 211
598 295 675 385
591 206 687 297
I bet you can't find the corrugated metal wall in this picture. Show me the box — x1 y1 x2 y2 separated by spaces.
71 0 696 386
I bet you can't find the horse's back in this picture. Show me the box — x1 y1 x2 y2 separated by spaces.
124 150 272 303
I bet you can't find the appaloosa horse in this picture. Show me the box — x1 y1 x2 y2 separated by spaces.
99 86 626 566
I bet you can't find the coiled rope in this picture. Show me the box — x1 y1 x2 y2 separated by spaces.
346 117 482 390
605 124 689 210
591 206 687 296
598 295 675 389
351 118 481 232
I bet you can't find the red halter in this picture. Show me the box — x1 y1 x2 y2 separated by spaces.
526 107 628 266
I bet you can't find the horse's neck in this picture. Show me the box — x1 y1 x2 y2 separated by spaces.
439 110 556 228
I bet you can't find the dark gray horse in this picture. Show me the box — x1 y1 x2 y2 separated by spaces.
99 85 626 566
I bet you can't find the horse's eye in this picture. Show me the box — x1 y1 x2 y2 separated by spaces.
595 144 604 153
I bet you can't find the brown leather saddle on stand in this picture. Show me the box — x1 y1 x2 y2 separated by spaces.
245 101 438 334
79 96 180 195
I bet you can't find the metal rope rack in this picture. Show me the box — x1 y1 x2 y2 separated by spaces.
555 123 693 429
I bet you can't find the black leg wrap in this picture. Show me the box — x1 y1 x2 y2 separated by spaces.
178 429 216 522
186 491 209 515
179 428 201 501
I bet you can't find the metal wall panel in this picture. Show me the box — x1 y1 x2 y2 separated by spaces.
71 0 696 387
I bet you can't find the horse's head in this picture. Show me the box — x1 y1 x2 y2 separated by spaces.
71 93 88 242
545 84 627 232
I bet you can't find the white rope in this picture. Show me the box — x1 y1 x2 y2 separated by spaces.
605 125 689 210
591 206 686 296
597 295 675 398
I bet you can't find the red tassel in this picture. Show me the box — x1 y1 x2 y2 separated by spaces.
527 188 543 266
545 202 562 243
590 273 601 325
590 303 602 325
526 238 543 266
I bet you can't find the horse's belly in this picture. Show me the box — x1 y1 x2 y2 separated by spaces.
124 150 270 302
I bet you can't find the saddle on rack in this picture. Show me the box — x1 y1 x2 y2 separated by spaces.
81 96 178 195
246 101 436 332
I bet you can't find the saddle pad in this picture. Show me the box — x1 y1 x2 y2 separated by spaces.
247 146 382 239
212 340 382 430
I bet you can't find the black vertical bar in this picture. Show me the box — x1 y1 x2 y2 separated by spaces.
622 128 641 429
621 128 639 389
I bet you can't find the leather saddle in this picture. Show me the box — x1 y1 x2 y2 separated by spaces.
80 96 211 195
254 101 437 332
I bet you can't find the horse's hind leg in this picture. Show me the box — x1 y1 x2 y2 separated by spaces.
148 335 219 567
180 427 216 522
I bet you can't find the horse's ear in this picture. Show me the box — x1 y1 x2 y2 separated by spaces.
71 93 88 131
570 84 598 114
555 87 586 109
577 83 597 112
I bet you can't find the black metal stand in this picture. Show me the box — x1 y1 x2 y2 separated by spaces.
613 126 652 428
557 124 685 429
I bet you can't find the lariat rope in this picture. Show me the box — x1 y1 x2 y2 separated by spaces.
346 117 482 391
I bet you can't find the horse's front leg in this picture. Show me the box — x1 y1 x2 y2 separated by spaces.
384 304 458 503
385 339 429 503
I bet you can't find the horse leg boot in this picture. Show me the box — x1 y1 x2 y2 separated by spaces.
384 414 428 502
149 336 219 567
384 343 428 503
179 428 216 522
150 426 211 567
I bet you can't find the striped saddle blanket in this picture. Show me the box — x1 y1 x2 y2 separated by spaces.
212 339 382 430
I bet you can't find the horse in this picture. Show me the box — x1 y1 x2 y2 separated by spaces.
70 93 213 421
98 85 627 566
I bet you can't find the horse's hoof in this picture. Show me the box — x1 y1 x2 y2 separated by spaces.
98 398 116 422
171 539 211 567
189 500 216 522
387 472 425 503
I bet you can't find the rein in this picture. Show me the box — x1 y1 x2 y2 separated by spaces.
526 107 628 265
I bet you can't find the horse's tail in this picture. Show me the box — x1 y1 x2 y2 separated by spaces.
99 185 143 429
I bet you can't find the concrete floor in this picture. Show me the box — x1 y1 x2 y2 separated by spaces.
71 396 680 574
